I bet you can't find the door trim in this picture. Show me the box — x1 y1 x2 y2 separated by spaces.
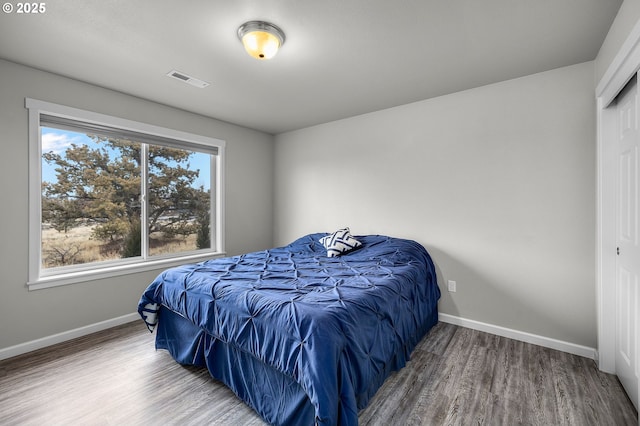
596 18 640 373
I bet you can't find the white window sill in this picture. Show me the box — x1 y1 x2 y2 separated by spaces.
27 251 227 291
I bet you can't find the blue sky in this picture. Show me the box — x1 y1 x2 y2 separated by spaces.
41 127 211 190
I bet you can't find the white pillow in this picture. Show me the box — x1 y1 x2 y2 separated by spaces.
319 227 362 257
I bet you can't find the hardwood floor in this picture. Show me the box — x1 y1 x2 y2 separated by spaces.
0 320 636 425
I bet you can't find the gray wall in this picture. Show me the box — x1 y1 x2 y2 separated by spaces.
274 62 597 348
0 59 274 350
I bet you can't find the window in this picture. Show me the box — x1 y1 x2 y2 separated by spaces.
27 99 225 289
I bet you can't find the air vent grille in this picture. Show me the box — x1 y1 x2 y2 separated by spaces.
166 70 210 88
171 72 190 81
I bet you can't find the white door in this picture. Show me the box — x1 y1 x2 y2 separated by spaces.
616 74 639 411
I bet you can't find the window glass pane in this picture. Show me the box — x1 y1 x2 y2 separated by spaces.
41 130 215 267
41 127 142 269
147 145 212 256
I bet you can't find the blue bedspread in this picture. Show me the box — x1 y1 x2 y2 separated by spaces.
138 233 440 425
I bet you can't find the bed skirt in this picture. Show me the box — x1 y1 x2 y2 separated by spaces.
154 304 439 425
156 307 316 424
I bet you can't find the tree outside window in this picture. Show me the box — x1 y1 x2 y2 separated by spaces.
41 127 214 269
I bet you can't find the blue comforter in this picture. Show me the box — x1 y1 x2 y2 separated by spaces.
138 233 440 425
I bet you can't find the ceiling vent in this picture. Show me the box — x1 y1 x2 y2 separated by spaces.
166 70 210 88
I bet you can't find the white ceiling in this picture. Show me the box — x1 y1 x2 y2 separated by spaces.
0 0 622 134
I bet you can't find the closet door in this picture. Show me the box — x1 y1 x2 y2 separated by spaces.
616 73 639 411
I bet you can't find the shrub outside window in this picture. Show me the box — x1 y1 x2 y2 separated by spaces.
27 99 225 289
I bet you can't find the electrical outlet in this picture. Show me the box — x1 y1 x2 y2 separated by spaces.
447 280 457 292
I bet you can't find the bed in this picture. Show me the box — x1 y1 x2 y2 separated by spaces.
137 230 440 425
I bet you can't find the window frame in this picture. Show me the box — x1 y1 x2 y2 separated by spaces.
26 98 226 290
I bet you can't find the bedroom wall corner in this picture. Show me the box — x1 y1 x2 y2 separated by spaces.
0 58 275 354
273 61 597 349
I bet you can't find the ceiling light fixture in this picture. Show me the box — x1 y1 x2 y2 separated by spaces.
237 20 286 60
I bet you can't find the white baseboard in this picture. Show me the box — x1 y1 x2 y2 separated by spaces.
0 312 139 361
438 313 597 360
0 312 597 363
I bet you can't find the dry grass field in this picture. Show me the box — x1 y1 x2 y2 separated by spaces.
41 223 197 268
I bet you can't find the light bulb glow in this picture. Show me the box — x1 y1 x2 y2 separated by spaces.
242 31 280 59
237 21 285 60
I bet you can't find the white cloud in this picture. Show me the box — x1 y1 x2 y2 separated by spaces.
41 132 77 154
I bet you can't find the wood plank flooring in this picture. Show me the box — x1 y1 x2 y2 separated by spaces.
0 320 636 425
